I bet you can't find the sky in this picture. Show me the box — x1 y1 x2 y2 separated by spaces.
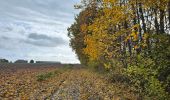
0 0 81 63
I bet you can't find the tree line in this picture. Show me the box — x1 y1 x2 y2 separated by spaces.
68 0 170 99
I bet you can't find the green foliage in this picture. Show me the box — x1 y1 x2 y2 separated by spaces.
86 60 105 72
36 69 66 81
87 60 99 68
63 64 73 70
126 43 170 99
37 72 55 81
146 77 168 100
149 34 170 82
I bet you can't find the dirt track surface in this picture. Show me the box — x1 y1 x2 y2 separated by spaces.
0 64 136 100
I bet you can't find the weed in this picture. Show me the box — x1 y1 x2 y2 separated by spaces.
37 72 55 81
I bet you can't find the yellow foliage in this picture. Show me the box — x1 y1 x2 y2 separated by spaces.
132 24 140 30
143 33 149 40
131 32 136 37
103 0 117 4
134 45 138 49
83 0 135 65
83 35 100 61
104 63 111 69
133 34 138 41
125 35 130 42
81 24 87 33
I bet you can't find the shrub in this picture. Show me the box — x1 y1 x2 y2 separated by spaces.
126 54 170 99
37 72 54 81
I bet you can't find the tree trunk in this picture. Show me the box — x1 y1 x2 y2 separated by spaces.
138 3 146 33
136 1 142 41
154 8 159 34
160 9 165 33
168 0 170 27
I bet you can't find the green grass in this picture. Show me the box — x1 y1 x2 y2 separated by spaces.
37 72 55 81
37 65 73 81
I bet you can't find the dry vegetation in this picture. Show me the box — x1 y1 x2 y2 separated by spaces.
0 64 138 100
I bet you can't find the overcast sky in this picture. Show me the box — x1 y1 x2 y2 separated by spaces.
0 0 80 63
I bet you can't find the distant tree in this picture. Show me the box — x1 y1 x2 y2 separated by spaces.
4 59 8 63
15 60 28 63
30 60 34 63
0 59 9 63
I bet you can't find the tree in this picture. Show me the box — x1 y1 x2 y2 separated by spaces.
0 59 9 63
68 1 99 65
30 60 34 63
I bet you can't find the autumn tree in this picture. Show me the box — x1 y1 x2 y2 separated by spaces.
69 0 170 99
68 0 99 65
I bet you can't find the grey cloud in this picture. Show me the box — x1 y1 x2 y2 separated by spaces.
0 25 13 32
0 36 26 50
28 33 52 40
25 33 66 47
0 0 78 24
1 36 10 40
4 27 13 32
0 0 80 63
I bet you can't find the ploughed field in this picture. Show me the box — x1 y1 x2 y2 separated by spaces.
0 64 137 100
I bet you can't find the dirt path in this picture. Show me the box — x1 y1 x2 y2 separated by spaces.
0 65 137 100
46 69 122 100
